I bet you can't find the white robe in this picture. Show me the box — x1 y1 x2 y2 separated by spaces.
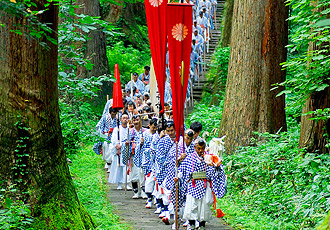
108 126 130 184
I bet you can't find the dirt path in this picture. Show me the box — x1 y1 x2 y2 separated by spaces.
106 173 231 230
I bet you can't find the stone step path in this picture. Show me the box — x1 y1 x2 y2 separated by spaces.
190 0 225 104
106 174 231 230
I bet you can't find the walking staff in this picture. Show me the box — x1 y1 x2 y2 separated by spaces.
112 64 124 166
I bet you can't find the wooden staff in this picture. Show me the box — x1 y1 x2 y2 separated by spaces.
125 124 130 195
131 73 133 99
117 112 120 167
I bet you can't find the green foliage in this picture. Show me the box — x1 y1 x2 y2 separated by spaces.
107 41 151 84
279 0 330 107
0 185 33 230
0 117 33 229
206 46 230 85
0 0 60 47
205 46 230 105
186 96 224 142
68 146 129 229
58 1 117 155
219 129 330 229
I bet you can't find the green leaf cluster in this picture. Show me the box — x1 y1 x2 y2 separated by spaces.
220 129 330 229
280 0 330 107
107 41 151 84
0 185 33 230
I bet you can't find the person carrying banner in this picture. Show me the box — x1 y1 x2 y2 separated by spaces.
154 121 176 221
161 129 195 225
174 138 227 230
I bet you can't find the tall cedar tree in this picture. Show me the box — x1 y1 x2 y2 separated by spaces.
219 0 288 154
299 3 330 155
221 0 234 47
0 2 94 228
74 0 112 109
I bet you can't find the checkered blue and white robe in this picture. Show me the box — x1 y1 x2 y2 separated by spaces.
164 137 195 207
178 151 227 200
131 127 146 168
164 137 195 191
99 114 117 141
141 130 154 175
155 135 175 185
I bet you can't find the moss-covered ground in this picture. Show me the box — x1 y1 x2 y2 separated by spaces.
68 145 129 230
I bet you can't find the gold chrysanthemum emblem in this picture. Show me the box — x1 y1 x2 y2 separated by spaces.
149 0 163 7
172 23 188 42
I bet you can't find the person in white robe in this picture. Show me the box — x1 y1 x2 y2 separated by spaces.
108 113 131 190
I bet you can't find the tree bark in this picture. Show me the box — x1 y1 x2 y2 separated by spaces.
102 1 148 50
221 0 234 47
0 2 94 228
219 0 288 154
299 3 330 154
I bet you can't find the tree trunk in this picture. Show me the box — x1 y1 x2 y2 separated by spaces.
75 0 112 109
102 1 149 50
221 0 234 47
299 3 330 154
0 2 94 228
219 0 288 154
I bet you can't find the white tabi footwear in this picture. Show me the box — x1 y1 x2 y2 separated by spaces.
154 206 161 214
158 211 165 219
162 211 170 225
183 220 189 228
132 192 139 199
145 201 152 209
141 191 148 199
116 184 123 190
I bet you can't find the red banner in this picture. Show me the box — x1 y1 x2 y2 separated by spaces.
144 0 167 113
167 3 193 141
112 64 124 109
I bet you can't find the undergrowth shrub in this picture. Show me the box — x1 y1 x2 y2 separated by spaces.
221 129 330 229
186 96 223 142
107 41 151 84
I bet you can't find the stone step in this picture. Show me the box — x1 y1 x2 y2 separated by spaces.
190 0 225 105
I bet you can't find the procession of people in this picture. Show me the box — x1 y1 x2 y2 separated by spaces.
97 99 226 229
95 0 227 229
